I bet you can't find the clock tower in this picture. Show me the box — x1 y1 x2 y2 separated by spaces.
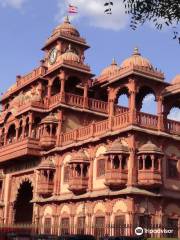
42 16 90 69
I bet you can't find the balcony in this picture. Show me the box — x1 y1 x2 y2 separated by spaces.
0 138 41 162
39 135 56 149
37 181 54 196
68 176 89 194
138 170 162 187
105 169 128 189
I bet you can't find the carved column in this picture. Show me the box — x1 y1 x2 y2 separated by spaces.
29 113 33 138
60 71 66 103
128 79 137 124
157 96 164 131
127 197 135 236
83 82 89 108
127 134 137 186
56 110 63 145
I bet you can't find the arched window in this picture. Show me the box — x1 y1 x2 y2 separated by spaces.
113 155 120 169
51 78 61 96
117 94 129 108
167 107 180 121
136 86 156 114
141 94 156 115
7 124 16 143
145 156 152 169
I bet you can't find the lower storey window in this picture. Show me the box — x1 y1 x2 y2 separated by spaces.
60 217 70 235
77 216 85 234
94 216 105 239
44 218 52 235
167 218 178 238
114 215 125 236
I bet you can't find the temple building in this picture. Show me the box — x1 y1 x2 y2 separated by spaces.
0 16 180 238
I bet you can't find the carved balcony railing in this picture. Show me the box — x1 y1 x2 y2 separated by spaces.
37 181 54 196
138 169 162 187
137 112 158 130
105 169 128 189
39 135 56 149
167 119 180 134
68 176 89 194
0 137 41 162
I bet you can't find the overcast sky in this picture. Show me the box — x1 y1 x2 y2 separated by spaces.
0 0 179 119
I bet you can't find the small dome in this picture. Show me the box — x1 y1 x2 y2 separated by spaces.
37 158 55 170
71 150 89 163
41 114 58 124
53 16 80 37
172 75 180 85
60 44 80 62
138 141 163 155
105 139 129 155
121 48 154 69
100 59 119 76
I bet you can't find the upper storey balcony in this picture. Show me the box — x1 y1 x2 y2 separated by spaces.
0 123 41 162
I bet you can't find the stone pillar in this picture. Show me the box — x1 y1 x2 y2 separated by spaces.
60 71 66 103
29 113 33 138
127 134 137 186
56 111 63 145
129 90 137 124
127 197 135 236
83 83 89 108
157 96 164 131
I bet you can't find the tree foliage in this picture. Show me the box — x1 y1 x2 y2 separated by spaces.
123 0 180 42
105 0 180 42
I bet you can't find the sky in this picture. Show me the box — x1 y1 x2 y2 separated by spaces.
0 0 179 119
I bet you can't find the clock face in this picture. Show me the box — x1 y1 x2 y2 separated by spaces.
49 48 58 64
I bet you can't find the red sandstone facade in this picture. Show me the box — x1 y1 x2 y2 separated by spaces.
0 16 180 237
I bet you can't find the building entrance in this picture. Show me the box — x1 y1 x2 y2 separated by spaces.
14 180 33 223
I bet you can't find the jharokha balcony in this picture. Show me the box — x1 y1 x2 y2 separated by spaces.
105 169 128 189
68 150 90 194
137 141 163 188
68 176 89 194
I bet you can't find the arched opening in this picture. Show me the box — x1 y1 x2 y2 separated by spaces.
115 88 129 108
51 78 61 96
24 118 29 137
14 180 33 224
65 76 83 95
136 87 156 114
167 107 180 121
113 155 120 169
18 120 23 139
7 124 16 143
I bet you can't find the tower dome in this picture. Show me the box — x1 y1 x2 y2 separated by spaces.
121 48 154 69
53 16 80 37
100 59 119 76
60 44 80 62
172 75 180 85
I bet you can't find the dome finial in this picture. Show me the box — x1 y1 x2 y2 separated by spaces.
111 58 117 65
64 15 70 23
133 47 141 56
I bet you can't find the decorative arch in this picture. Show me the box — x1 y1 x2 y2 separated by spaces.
13 178 34 223
138 200 155 214
7 124 16 143
94 202 106 214
136 86 157 113
113 200 128 213
65 76 82 95
164 204 180 215
4 111 14 123
167 106 180 121
51 77 61 96
114 87 130 108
